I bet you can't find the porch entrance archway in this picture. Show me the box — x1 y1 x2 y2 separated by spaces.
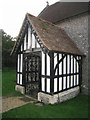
23 53 41 98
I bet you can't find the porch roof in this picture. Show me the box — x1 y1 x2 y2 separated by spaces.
11 13 83 56
27 13 83 55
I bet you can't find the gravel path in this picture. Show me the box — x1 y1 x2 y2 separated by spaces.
0 95 37 113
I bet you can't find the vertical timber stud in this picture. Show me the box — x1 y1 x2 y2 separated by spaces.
73 55 74 87
39 56 41 92
50 52 54 94
22 38 24 52
16 54 18 84
79 56 82 92
31 26 32 48
45 53 47 92
19 54 21 84
69 55 71 88
35 56 36 82
35 37 37 48
66 55 67 89
57 53 59 92
23 54 27 94
62 54 63 90
40 54 42 92
27 57 28 83
75 55 77 86
26 25 28 49
22 54 25 85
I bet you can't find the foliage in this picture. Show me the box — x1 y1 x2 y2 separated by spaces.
2 94 88 118
2 67 22 96
2 29 16 68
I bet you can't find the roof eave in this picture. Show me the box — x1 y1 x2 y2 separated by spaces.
54 11 88 24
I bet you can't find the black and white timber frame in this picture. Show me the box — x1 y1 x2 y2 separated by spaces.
15 15 82 97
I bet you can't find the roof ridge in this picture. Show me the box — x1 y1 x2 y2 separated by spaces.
38 5 49 17
49 2 60 7
38 2 60 18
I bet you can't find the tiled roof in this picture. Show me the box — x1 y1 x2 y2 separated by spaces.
27 13 83 55
38 2 88 23
11 13 83 55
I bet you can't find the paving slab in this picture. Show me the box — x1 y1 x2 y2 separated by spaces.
0 96 37 113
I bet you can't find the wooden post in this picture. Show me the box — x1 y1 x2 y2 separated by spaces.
69 55 71 88
73 55 74 87
39 56 41 92
66 55 67 89
45 53 47 92
62 54 63 90
79 56 82 92
22 54 25 85
50 51 54 94
57 53 59 92
16 54 18 84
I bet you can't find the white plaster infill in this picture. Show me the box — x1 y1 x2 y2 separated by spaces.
38 86 80 104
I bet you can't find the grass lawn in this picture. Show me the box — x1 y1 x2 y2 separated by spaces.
2 67 22 96
2 94 88 118
2 67 88 118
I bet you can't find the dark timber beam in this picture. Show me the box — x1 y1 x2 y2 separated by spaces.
50 52 54 94
66 55 67 89
54 54 66 75
57 53 59 92
69 55 71 88
62 54 64 90
26 25 28 49
45 53 47 92
16 54 18 84
73 56 74 87
79 56 82 92
19 54 21 84
22 54 25 85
